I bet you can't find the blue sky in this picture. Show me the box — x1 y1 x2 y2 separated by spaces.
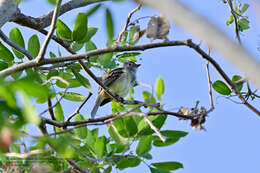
4 0 260 173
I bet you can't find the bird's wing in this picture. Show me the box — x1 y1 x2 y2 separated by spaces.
103 68 124 87
97 68 124 106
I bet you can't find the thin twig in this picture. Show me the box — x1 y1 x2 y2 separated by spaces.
3 149 52 159
38 62 75 70
66 159 89 173
65 92 92 122
48 98 56 120
206 48 214 113
227 0 241 44
48 98 56 133
40 76 70 116
0 30 33 60
36 0 62 62
143 114 165 142
70 144 126 163
115 4 142 43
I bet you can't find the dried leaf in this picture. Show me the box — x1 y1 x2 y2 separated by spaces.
146 16 170 41
2 161 21 173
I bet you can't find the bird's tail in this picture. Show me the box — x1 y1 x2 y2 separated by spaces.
91 96 102 118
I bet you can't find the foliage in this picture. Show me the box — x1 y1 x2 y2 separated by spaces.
0 0 258 173
0 1 186 173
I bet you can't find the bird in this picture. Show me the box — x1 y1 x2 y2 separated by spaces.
91 61 140 118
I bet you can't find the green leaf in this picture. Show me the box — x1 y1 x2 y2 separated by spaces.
49 51 56 58
0 61 8 71
232 75 243 92
72 13 88 41
142 91 156 103
99 53 115 69
85 40 97 52
136 135 153 156
156 77 165 101
75 114 88 139
149 167 171 173
116 52 140 60
160 130 188 138
86 4 101 17
47 0 56 5
105 8 114 40
56 20 72 40
138 115 166 136
129 26 140 45
226 15 234 25
71 69 91 89
11 70 23 80
103 166 112 173
238 18 250 31
116 155 141 170
47 70 59 79
11 144 20 153
56 78 81 88
86 41 97 62
27 34 40 58
95 136 106 158
108 124 127 145
113 118 128 137
151 162 183 171
77 160 92 168
59 91 86 102
109 143 126 153
241 3 249 14
20 92 41 125
13 76 50 101
117 54 137 63
90 167 100 173
153 137 180 147
142 153 153 160
9 27 25 59
111 100 126 113
212 80 231 95
72 42 84 51
0 86 16 108
124 116 138 137
55 102 64 122
79 27 98 43
0 41 14 62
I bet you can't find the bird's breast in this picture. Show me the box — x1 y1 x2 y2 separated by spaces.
110 72 134 97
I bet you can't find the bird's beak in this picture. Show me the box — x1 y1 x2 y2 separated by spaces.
136 63 141 67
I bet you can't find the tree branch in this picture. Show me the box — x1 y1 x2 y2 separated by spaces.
138 0 260 89
4 148 51 159
40 76 70 116
65 92 93 122
115 4 142 43
11 0 109 30
227 0 241 44
0 0 17 27
36 0 62 62
205 48 214 113
66 159 89 173
0 40 189 77
1 38 259 115
0 30 33 60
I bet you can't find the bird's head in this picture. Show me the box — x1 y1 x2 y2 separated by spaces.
123 61 141 72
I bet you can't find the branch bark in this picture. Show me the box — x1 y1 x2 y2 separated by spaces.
11 0 109 30
0 0 18 28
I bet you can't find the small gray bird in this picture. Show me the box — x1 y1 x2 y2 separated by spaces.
91 61 140 118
